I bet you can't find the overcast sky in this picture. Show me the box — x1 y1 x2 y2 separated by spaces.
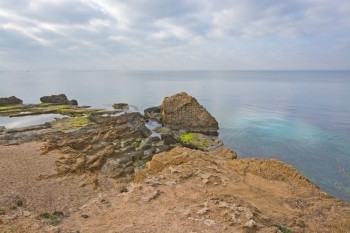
0 0 349 70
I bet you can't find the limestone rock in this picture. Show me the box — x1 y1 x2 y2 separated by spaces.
40 94 78 105
161 92 218 135
0 96 23 106
210 147 237 159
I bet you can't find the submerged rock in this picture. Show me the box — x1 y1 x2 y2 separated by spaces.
40 94 78 105
113 103 128 110
0 96 23 106
161 92 219 135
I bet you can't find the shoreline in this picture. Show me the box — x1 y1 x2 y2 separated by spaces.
1 93 350 232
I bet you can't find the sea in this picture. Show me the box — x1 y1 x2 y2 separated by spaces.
1 70 350 202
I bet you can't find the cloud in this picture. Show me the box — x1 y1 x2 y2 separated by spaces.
0 0 349 70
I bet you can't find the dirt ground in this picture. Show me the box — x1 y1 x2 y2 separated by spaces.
1 143 350 233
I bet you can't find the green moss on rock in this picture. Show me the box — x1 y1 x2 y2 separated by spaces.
180 133 197 142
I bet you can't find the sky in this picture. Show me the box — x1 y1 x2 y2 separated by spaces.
0 0 349 70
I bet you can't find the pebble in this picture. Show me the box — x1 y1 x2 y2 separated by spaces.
23 211 31 217
244 220 257 228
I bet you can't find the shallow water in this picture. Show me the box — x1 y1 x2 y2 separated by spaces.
1 70 349 201
0 114 64 129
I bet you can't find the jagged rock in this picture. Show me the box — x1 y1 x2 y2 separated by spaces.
0 96 23 106
113 103 128 110
40 94 78 105
161 92 218 135
144 106 161 122
0 126 5 134
42 112 156 178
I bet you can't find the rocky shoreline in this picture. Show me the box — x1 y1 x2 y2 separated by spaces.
1 93 350 232
0 93 223 177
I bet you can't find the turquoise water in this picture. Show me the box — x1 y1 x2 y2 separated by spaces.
1 70 350 201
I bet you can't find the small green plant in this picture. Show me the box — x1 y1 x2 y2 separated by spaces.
68 117 90 128
135 137 142 143
133 159 142 167
39 211 64 226
39 212 50 219
120 187 128 193
48 218 60 226
273 224 292 233
52 211 64 217
16 200 23 207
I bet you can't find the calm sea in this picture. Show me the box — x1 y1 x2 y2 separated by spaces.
1 70 350 202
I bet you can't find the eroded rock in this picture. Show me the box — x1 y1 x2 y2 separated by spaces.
40 94 78 105
161 92 219 135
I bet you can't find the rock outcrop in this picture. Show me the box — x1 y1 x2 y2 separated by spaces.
40 94 78 105
161 92 219 135
0 96 23 106
42 112 171 180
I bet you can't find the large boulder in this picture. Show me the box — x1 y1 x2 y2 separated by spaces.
0 96 23 106
40 94 78 105
161 92 219 135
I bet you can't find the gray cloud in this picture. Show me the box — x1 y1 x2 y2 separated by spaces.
0 0 349 70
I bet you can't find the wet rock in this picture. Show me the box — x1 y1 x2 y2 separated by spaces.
161 133 177 146
161 92 219 135
43 112 155 178
138 136 161 151
40 94 78 105
112 103 128 110
0 96 23 106
0 126 5 134
144 106 161 122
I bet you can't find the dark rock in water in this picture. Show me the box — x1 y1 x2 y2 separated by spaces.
113 103 128 110
161 92 219 135
0 96 23 106
144 106 161 122
40 94 78 105
70 99 78 106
